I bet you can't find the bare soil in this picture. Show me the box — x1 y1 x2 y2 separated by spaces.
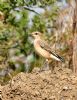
0 67 77 100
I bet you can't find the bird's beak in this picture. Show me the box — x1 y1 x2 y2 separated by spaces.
29 33 34 38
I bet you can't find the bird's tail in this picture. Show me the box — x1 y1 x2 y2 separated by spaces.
50 52 65 62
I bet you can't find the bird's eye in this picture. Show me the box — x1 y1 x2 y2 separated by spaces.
35 33 38 35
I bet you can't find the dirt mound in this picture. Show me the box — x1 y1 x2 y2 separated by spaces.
0 67 77 100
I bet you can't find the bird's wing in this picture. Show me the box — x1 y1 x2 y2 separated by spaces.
39 40 65 62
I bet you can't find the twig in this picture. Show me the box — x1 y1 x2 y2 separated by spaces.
14 6 40 15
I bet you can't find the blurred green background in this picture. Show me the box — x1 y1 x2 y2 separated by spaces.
0 0 73 85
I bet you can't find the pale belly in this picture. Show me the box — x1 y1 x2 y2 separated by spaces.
34 44 50 59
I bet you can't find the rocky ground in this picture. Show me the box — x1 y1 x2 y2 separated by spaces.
0 67 77 100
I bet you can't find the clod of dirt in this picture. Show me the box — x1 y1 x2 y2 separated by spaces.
0 67 77 100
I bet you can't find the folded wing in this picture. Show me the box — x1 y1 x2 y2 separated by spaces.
39 40 65 62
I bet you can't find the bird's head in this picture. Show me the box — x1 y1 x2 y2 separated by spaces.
31 31 42 39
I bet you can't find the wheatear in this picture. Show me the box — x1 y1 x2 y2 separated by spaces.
31 31 65 70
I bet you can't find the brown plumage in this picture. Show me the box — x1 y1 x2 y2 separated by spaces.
31 31 65 63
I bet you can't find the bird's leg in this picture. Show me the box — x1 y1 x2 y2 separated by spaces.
45 59 50 70
40 59 50 71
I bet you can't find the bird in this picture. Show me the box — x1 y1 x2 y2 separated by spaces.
31 31 65 70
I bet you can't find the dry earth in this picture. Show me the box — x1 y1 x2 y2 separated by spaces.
0 67 77 100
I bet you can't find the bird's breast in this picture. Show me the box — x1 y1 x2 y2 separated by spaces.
34 40 50 59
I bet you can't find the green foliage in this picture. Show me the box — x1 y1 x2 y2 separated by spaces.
1 0 71 84
31 15 46 32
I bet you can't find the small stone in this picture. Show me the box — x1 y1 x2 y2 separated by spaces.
63 86 68 90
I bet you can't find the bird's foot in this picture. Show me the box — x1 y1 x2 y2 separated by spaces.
39 64 49 72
